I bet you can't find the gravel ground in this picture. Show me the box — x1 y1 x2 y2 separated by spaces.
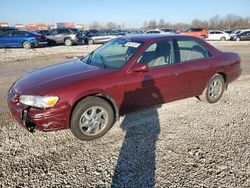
0 41 250 187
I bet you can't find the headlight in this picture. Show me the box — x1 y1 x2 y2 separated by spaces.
19 95 59 109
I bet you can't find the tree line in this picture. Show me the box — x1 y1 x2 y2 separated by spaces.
89 14 250 31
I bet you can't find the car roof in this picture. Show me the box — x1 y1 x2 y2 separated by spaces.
123 34 195 42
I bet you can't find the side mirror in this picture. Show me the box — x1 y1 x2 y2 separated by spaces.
131 63 149 73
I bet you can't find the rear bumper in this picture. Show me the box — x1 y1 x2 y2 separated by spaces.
7 90 71 132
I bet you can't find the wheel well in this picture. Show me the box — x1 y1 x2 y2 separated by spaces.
217 72 228 89
70 93 119 124
88 38 94 42
22 40 30 45
64 37 71 42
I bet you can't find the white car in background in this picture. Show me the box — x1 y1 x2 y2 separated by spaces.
144 28 176 34
207 30 230 41
143 29 165 34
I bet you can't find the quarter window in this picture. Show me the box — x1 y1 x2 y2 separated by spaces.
138 40 174 68
177 39 210 62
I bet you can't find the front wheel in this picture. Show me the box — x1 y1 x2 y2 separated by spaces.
198 74 225 103
236 37 241 41
70 96 114 141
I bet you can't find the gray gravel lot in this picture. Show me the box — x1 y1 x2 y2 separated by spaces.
0 41 250 187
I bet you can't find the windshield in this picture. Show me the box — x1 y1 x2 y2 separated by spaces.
82 38 143 69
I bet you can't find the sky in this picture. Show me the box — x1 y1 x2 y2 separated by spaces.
1 0 250 28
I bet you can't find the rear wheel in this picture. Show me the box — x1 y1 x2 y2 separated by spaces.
64 38 73 46
198 74 225 103
70 96 114 141
220 37 226 41
23 41 32 49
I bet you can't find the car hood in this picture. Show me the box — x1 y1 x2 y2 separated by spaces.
14 60 110 94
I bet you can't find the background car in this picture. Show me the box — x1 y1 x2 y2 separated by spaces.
179 28 209 39
45 28 81 46
207 30 230 41
230 30 250 41
0 30 47 49
83 29 121 45
143 29 165 34
229 30 247 38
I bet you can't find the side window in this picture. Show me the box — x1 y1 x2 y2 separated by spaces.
177 39 210 62
12 31 28 37
138 40 174 68
58 29 67 34
46 29 57 35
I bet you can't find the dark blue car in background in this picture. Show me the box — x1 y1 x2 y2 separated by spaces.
0 30 47 49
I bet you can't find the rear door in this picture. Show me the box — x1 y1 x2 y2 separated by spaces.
174 38 214 96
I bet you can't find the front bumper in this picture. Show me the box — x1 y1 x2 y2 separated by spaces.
7 89 71 132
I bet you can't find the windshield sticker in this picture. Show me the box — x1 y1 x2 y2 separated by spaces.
124 42 141 48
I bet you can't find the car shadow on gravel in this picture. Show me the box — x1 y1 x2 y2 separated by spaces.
111 76 163 187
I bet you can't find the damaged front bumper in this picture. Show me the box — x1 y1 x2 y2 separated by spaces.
7 89 71 132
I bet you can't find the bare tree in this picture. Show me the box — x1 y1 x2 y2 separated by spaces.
90 21 101 29
158 19 165 28
148 20 157 29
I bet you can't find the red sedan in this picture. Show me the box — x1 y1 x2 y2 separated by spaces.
7 34 241 141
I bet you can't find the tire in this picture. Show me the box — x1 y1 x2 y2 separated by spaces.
198 74 225 103
23 41 32 49
88 39 94 45
236 37 241 41
70 96 114 141
64 38 73 46
220 37 226 41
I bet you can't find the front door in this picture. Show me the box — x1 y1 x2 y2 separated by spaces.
120 39 183 112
